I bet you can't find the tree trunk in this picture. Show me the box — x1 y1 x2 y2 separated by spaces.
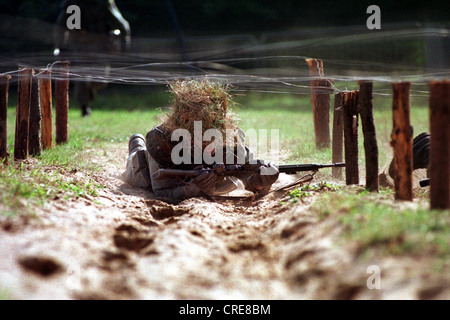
28 72 41 157
342 91 359 185
358 80 379 192
391 82 413 201
0 75 11 164
14 68 33 160
305 58 331 149
429 80 449 209
332 93 344 179
55 62 70 145
40 69 53 150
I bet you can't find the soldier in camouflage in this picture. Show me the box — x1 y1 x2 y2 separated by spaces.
125 125 279 201
124 81 279 201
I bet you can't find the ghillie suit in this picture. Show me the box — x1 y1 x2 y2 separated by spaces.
125 80 279 201
150 80 241 168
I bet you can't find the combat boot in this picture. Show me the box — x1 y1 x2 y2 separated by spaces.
81 104 91 117
127 134 152 188
129 134 146 155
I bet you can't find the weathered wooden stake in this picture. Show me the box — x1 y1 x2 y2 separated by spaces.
391 82 413 201
305 58 331 149
28 71 41 156
358 80 379 192
342 91 359 185
332 93 344 179
40 69 53 150
14 68 33 160
0 75 11 164
55 61 70 145
429 80 449 209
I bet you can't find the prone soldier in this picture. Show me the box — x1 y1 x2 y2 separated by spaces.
124 81 279 201
389 132 430 180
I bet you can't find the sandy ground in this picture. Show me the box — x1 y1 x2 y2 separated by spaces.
0 146 448 300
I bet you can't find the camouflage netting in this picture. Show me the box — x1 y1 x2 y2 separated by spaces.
161 80 239 147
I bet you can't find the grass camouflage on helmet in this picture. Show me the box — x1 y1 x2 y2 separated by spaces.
148 80 241 167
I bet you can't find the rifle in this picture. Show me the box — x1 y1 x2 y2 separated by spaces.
419 178 430 187
278 163 345 175
151 162 346 180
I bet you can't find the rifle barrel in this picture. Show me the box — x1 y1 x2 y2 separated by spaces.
279 162 345 174
419 178 430 187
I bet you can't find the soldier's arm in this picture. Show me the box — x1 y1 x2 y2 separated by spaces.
231 130 279 194
148 154 202 200
239 162 279 195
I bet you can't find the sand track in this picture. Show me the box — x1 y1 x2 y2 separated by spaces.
0 147 448 300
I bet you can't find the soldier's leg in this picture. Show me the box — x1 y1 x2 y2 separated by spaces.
412 132 430 171
125 134 152 188
74 81 93 117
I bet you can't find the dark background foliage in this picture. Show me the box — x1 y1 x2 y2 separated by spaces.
1 0 448 36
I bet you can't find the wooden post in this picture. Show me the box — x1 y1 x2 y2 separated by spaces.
14 68 33 160
429 80 449 209
342 90 359 185
305 58 331 149
332 93 344 179
391 82 413 201
40 69 53 150
358 80 379 192
0 75 11 164
28 71 41 157
55 62 70 145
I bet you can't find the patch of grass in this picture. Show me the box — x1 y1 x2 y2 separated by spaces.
0 288 11 300
2 94 160 217
286 182 340 203
93 85 170 111
0 161 104 217
311 190 449 258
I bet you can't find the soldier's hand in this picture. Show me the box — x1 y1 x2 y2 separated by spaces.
258 162 279 187
246 162 279 194
190 171 217 195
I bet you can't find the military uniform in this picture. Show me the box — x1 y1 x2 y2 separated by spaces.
389 132 431 179
125 125 279 201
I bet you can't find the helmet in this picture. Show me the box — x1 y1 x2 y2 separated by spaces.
146 125 175 167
